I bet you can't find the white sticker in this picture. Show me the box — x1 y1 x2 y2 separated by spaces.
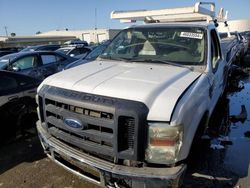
180 32 203 39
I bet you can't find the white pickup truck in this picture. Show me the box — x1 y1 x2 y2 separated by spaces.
36 2 240 188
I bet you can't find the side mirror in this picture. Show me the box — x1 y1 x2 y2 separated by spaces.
12 66 20 72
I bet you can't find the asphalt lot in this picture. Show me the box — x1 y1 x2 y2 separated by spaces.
0 52 250 188
0 135 97 188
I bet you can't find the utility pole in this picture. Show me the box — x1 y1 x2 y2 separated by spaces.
94 8 97 43
4 26 8 37
95 8 97 30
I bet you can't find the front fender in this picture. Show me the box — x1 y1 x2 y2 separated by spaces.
170 74 210 161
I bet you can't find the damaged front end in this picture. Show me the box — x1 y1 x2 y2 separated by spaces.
36 85 186 188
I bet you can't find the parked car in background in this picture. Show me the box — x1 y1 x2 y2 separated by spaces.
230 32 246 56
241 34 249 54
0 71 40 141
20 44 61 52
242 31 250 48
0 47 21 57
64 42 110 69
64 39 88 46
0 47 23 52
0 51 76 80
0 50 15 58
56 45 92 58
219 31 245 65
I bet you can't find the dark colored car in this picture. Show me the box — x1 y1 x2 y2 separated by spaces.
220 32 246 61
0 51 15 58
0 71 41 142
0 51 76 80
20 44 61 52
56 45 92 58
244 31 250 47
64 39 88 46
0 47 22 52
64 43 109 69
230 32 246 56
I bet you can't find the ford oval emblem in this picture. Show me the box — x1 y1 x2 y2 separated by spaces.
64 118 83 129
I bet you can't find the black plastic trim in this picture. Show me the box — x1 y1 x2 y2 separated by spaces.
38 85 149 161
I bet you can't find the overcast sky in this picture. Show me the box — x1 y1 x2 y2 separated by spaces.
0 0 249 36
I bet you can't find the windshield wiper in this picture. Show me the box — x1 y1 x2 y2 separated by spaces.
99 56 194 71
99 55 132 62
131 59 194 71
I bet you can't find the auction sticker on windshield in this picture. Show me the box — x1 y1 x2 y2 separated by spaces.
180 32 203 39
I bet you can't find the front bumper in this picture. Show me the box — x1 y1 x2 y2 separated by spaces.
37 122 186 188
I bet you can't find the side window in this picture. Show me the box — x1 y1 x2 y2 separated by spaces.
79 48 91 57
211 30 221 71
79 48 90 54
69 49 80 56
0 75 18 94
55 54 66 61
12 56 37 70
41 55 57 65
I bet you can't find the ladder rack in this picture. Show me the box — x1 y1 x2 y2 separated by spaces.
111 2 227 23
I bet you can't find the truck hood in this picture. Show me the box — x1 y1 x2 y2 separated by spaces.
39 60 201 121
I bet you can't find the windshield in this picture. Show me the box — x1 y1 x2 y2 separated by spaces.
0 54 17 69
101 27 206 65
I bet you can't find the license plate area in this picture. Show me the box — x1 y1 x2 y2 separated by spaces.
53 151 101 182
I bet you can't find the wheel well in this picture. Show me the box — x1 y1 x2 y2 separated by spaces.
186 111 209 163
195 111 209 138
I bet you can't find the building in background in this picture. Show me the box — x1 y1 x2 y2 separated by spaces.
1 19 249 48
0 28 121 48
36 29 120 44
0 35 76 48
217 19 250 33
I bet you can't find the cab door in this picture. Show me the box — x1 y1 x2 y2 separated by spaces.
208 29 227 111
0 72 23 107
0 72 39 139
40 52 70 75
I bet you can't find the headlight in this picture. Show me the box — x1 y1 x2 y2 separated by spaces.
145 123 183 165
